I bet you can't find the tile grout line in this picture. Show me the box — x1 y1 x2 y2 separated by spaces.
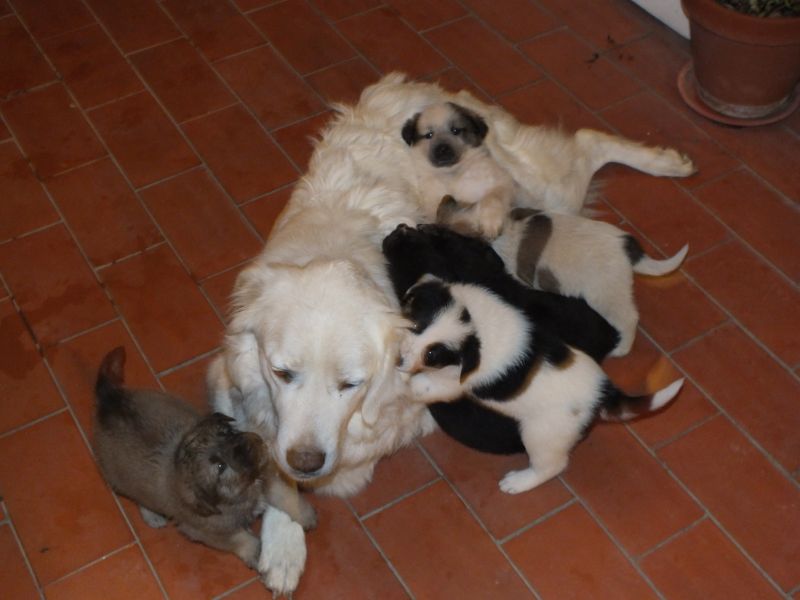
92 240 168 272
623 415 791 597
0 219 63 247
357 477 441 522
496 497 578 546
42 541 139 588
155 346 221 379
211 575 259 600
413 441 543 599
635 513 708 561
344 499 417 600
2 506 45 599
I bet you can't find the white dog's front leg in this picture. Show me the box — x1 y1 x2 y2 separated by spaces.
410 367 463 403
259 506 307 596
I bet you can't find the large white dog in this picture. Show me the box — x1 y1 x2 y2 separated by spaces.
208 72 694 500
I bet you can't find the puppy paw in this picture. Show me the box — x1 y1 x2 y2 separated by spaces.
498 468 541 495
139 506 168 528
259 508 306 596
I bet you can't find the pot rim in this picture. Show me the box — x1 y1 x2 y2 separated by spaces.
682 0 800 45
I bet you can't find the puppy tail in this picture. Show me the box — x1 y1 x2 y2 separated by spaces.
598 378 684 422
95 346 129 422
626 235 689 276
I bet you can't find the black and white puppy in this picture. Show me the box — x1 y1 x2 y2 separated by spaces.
397 275 684 494
439 201 689 357
402 102 521 238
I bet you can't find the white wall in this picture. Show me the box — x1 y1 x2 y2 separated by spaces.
631 0 690 38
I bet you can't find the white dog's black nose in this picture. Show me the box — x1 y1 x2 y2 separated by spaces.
286 446 326 474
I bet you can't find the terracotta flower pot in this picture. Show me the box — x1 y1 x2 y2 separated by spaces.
681 0 800 120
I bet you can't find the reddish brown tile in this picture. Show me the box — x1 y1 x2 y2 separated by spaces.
201 266 241 319
386 0 465 32
565 423 703 556
44 545 163 600
46 320 159 434
420 429 573 540
131 39 234 123
0 300 64 434
85 0 180 54
0 17 55 97
686 242 800 367
504 502 658 600
0 525 39 600
159 354 216 413
519 30 641 110
602 172 729 257
291 496 409 598
251 1 354 74
272 111 333 171
0 412 132 584
162 0 263 62
698 119 800 202
634 270 727 352
498 78 607 132
46 159 161 266
349 445 438 515
2 84 106 178
233 0 273 12
422 66 491 102
673 323 800 473
0 141 59 241
601 92 739 188
367 481 530 598
140 169 261 279
100 245 221 372
659 416 800 592
182 104 297 203
305 58 379 106
0 115 8 139
12 0 94 40
121 497 253 600
41 25 143 110
601 329 678 393
338 8 449 79
536 0 653 49
215 46 325 129
641 520 782 600
462 0 557 42
89 92 200 188
0 225 115 346
241 187 293 238
311 0 381 20
426 17 540 97
695 169 800 282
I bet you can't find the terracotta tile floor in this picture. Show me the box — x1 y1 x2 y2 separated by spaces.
1 0 798 598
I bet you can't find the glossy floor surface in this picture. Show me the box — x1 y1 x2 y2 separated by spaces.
1 0 799 598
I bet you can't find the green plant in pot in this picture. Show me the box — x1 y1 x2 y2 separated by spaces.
680 0 800 125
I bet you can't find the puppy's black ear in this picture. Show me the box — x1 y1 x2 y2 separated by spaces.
401 113 421 146
449 103 489 146
460 334 481 382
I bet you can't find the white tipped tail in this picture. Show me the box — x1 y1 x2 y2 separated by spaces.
633 244 689 276
650 378 685 412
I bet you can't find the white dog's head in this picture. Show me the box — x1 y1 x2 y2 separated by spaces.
401 102 489 168
230 258 407 483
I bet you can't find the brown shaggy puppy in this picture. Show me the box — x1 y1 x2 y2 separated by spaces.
92 347 316 594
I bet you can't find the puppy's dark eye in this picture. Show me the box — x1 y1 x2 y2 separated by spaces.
424 131 434 139
451 127 462 136
424 343 460 368
272 368 295 384
217 462 227 473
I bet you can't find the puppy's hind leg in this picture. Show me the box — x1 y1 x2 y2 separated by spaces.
139 506 168 528
576 129 695 178
498 420 573 495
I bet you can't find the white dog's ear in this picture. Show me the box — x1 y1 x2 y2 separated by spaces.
360 315 407 427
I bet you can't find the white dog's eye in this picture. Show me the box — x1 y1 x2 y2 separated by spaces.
338 380 363 392
272 368 295 384
424 131 433 139
451 127 462 136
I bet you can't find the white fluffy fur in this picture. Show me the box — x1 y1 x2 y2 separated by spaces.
208 72 695 498
493 212 689 356
402 282 684 494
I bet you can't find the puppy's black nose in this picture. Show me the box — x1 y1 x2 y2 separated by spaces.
286 446 326 474
431 143 456 166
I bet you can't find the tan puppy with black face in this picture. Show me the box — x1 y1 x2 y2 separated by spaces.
402 102 521 238
92 347 316 596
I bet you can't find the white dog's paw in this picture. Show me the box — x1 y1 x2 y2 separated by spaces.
259 508 307 597
139 506 168 528
657 147 696 177
498 468 541 495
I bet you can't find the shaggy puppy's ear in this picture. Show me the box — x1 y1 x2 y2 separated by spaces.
449 103 489 146
401 113 421 146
